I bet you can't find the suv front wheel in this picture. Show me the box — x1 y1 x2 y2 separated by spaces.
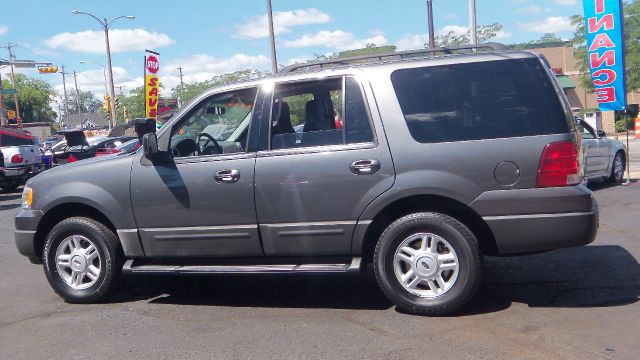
43 217 123 303
374 212 482 315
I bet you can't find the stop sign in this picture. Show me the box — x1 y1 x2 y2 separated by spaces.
146 56 159 74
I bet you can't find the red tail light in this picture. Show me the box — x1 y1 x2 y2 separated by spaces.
536 141 580 188
68 155 78 163
10 154 23 164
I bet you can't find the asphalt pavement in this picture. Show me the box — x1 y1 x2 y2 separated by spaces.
0 181 639 360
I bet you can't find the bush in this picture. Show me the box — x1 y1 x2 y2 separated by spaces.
615 117 634 133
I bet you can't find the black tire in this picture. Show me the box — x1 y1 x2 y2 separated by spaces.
42 217 123 303
1 180 21 192
374 212 482 316
605 151 625 184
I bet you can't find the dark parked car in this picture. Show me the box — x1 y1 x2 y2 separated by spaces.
53 130 134 165
15 44 597 315
95 138 141 157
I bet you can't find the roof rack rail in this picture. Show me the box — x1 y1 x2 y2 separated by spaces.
280 43 508 74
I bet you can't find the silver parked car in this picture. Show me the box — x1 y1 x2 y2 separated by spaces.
579 120 626 183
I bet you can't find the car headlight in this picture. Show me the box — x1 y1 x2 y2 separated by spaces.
21 186 33 209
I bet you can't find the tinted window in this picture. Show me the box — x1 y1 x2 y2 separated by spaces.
391 58 570 143
1 134 33 146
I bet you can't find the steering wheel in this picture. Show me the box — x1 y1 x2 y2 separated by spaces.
197 132 223 155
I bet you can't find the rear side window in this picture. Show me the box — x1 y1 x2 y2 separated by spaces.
391 58 570 143
0 134 33 146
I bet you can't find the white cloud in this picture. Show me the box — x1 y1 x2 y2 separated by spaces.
235 8 331 39
43 28 175 53
0 25 8 36
51 67 142 98
280 30 388 51
440 25 468 36
162 53 271 90
518 16 575 33
517 5 553 14
396 34 427 51
553 0 577 5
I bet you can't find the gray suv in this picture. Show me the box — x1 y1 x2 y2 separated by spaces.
15 44 598 315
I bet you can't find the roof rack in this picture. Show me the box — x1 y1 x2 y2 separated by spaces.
280 43 508 74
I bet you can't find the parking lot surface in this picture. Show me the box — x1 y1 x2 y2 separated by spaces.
0 181 638 360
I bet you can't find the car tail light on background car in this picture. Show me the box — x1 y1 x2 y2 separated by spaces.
10 154 23 164
67 155 78 163
536 141 580 188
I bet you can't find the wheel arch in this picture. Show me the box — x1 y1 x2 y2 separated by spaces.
357 194 499 263
33 203 117 260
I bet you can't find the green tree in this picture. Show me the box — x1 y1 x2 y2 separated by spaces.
571 1 640 93
2 73 57 123
63 90 102 116
435 22 504 47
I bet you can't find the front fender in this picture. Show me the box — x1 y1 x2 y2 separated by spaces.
29 155 135 229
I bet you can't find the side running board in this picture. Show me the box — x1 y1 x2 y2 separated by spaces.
123 257 362 275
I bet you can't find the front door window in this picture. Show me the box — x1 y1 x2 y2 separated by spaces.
170 88 258 158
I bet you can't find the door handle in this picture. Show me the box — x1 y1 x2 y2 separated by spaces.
214 169 240 183
350 159 381 175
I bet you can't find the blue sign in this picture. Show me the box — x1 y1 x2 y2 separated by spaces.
583 0 626 111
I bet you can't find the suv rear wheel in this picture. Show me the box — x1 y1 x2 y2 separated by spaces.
374 212 482 315
42 217 123 303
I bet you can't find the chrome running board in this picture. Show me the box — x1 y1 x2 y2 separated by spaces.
123 257 362 275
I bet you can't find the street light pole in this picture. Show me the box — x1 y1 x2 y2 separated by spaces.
103 18 116 127
72 11 135 128
73 71 81 115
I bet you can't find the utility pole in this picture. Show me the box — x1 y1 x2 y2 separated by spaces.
427 0 436 48
266 0 278 74
73 71 81 115
7 43 21 124
60 65 70 124
468 0 477 45
0 70 6 125
177 66 185 108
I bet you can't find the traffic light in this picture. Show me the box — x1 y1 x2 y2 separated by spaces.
37 66 59 74
103 95 111 111
123 105 129 119
106 111 112 120
114 97 119 109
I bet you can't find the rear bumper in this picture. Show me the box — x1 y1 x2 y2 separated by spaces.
3 164 43 179
483 205 598 254
14 209 44 264
471 185 598 255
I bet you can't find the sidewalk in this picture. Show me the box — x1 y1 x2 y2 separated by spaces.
607 133 639 180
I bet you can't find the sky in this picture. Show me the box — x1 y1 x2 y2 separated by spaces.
0 0 585 100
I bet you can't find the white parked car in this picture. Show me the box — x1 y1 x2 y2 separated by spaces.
579 120 626 183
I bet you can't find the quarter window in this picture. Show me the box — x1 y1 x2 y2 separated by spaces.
391 59 570 144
